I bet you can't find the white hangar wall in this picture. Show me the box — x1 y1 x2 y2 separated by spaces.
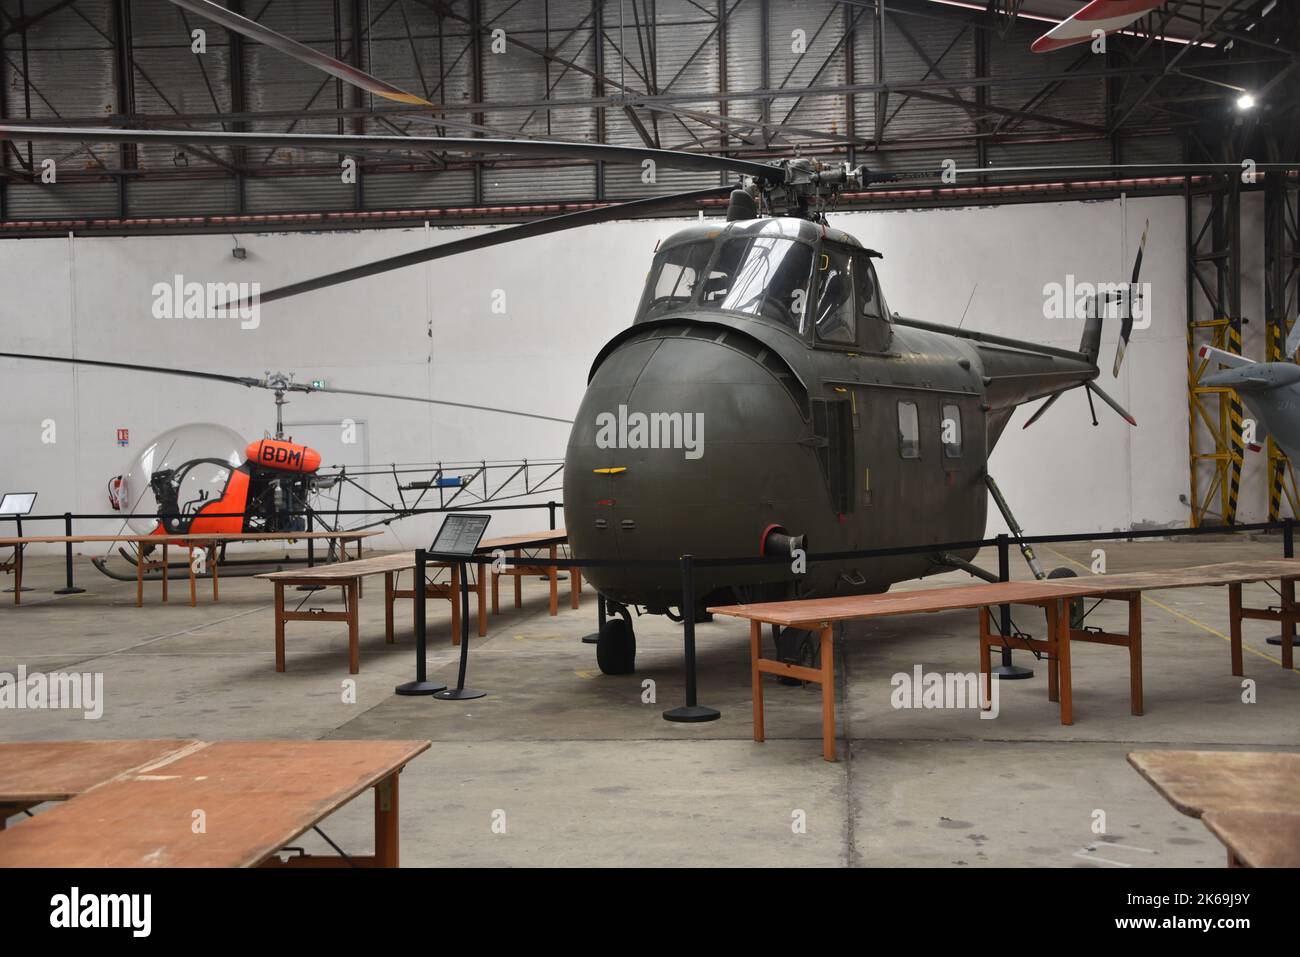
2 191 1265 556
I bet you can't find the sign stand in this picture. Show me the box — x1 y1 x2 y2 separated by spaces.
1 493 36 594
433 558 487 701
394 548 447 696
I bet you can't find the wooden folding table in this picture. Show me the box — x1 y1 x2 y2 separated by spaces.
0 739 430 867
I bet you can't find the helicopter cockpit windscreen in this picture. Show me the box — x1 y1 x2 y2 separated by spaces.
637 241 715 321
118 423 245 534
701 236 815 331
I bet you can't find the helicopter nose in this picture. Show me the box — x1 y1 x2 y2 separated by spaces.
564 322 813 607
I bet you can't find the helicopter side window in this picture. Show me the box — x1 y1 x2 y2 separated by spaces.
703 236 814 332
638 241 715 321
897 401 920 459
942 404 962 458
814 247 857 345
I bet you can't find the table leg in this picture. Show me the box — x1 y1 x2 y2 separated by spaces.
450 563 461 646
188 548 197 607
1282 576 1295 671
1046 602 1060 704
750 620 765 743
1228 582 1244 677
161 543 169 603
1129 593 1144 716
374 772 399 868
347 579 360 674
978 606 992 711
548 545 558 617
1055 600 1073 726
570 565 581 610
491 567 500 615
209 545 219 602
136 546 144 608
476 562 487 637
384 571 395 644
820 625 836 762
274 583 286 672
513 549 522 609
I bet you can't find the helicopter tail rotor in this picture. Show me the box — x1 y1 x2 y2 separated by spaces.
1113 219 1149 377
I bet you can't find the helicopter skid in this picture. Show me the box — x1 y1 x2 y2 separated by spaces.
91 549 312 582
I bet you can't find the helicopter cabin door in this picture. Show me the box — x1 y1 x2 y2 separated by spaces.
810 242 892 354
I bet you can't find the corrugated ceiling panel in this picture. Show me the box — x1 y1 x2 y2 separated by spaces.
988 18 1106 131
878 12 977 142
482 0 597 141
6 0 115 120
723 1 764 130
765 0 846 142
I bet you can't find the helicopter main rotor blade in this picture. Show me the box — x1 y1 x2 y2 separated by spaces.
305 384 573 425
0 125 783 181
0 352 569 426
164 0 433 107
250 183 736 306
0 351 260 388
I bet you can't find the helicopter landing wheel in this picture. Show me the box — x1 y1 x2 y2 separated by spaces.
1047 566 1086 629
596 611 636 676
774 626 817 686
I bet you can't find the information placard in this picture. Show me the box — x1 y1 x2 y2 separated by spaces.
429 513 491 558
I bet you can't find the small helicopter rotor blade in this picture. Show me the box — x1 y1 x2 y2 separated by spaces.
0 125 783 181
1085 380 1137 426
164 0 432 106
1114 218 1149 377
0 351 260 388
308 384 572 425
1021 390 1065 429
250 184 735 307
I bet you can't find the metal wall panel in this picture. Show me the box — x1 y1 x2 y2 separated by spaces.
125 174 235 215
4 180 120 218
244 173 357 212
363 167 477 209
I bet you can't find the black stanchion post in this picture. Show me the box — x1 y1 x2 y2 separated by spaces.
1269 518 1295 646
395 549 446 695
547 501 557 530
664 554 720 723
53 512 85 595
581 592 605 644
991 532 1031 679
434 559 487 700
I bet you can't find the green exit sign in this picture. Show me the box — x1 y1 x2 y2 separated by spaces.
311 379 328 389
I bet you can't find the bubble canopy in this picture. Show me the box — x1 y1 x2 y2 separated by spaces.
119 423 246 534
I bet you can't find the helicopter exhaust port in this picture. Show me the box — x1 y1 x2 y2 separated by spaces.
760 524 805 560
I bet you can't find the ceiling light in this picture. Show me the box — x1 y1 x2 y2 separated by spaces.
1237 93 1257 110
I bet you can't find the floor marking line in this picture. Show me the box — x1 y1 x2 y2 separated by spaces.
1072 849 1133 867
1043 546 1297 672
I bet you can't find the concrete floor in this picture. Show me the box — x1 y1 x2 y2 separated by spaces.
1 538 1297 867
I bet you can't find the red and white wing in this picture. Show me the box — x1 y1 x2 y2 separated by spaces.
1031 1 1165 53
